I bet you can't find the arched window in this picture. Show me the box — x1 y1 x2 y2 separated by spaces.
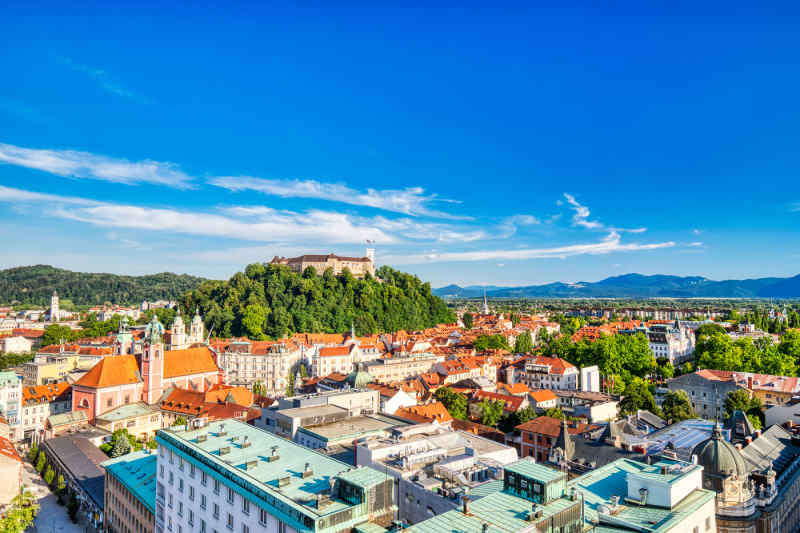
80 398 90 408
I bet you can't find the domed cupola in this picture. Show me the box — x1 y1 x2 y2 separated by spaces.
691 423 750 491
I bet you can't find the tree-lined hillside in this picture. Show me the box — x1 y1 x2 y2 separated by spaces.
0 265 208 307
182 264 455 339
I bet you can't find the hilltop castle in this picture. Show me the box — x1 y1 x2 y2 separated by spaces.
270 249 375 278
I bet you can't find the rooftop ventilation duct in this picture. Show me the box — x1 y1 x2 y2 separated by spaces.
302 462 313 478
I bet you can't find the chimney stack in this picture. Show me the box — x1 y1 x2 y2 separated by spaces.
462 496 471 516
745 436 753 445
754 430 761 439
735 443 743 451
748 376 753 389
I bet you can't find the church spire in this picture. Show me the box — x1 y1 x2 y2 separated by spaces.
482 288 490 315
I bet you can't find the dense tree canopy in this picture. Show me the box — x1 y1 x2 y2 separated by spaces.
513 331 534 353
182 264 455 339
435 387 468 420
0 265 207 306
661 390 695 422
618 377 660 416
724 389 763 429
695 331 798 376
474 334 512 352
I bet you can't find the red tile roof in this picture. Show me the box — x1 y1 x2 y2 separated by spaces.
164 347 219 378
394 402 453 424
515 415 598 438
471 390 524 412
318 345 354 357
22 382 71 404
0 435 21 463
530 389 558 402
74 355 141 389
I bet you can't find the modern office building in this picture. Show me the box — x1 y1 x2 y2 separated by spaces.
155 419 395 533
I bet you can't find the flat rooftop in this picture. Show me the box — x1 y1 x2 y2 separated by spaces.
96 402 156 423
278 404 348 419
157 419 379 520
102 450 158 514
300 414 406 441
568 458 714 533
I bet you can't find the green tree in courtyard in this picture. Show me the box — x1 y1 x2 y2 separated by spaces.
661 390 695 422
479 399 506 427
44 465 55 485
544 407 565 420
462 312 473 330
435 387 468 420
36 451 46 473
513 331 533 354
618 377 660 416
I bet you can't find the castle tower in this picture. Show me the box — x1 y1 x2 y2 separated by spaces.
50 290 60 322
170 309 187 350
141 315 165 405
190 308 204 345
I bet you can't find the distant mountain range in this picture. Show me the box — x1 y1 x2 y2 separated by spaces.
433 273 800 299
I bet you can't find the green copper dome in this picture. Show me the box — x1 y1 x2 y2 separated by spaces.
346 365 374 388
691 423 749 479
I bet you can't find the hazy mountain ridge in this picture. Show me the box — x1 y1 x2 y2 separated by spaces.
434 273 800 298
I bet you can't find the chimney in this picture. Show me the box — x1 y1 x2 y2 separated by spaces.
787 420 794 429
462 496 471 516
748 376 753 389
745 436 753 445
482 524 488 533
735 443 743 450
302 462 313 478
754 430 761 439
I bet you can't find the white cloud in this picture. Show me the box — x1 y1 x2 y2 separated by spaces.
0 186 390 244
688 242 705 247
210 176 467 219
57 56 148 103
692 228 702 235
563 193 604 229
0 142 194 188
385 231 675 264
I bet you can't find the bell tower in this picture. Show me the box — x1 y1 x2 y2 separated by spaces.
141 315 165 404
190 308 204 344
170 309 187 350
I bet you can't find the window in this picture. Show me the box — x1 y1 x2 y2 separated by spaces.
227 513 234 530
107 398 113 407
160 465 164 478
167 518 172 531
190 464 196 478
179 479 184 492
213 504 219 519
189 486 194 501
179 457 184 471
188 510 194 526
227 487 234 504
168 494 173 508
169 472 174 485
242 499 249 515
201 494 206 509
200 520 206 533
202 471 207 486
214 480 220 495
259 509 267 526
178 502 183 517
242 526 249 533
693 527 698 533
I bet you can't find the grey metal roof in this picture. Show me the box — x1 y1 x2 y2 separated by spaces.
42 434 108 510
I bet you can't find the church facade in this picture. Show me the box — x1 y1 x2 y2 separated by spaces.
72 313 220 422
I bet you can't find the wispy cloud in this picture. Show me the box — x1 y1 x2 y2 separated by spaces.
692 228 703 235
384 231 676 264
498 214 541 237
0 142 194 188
791 203 800 212
210 176 468 219
57 56 148 103
688 241 705 247
0 186 390 244
563 193 646 233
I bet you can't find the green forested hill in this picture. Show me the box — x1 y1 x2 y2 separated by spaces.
182 263 456 339
0 265 209 307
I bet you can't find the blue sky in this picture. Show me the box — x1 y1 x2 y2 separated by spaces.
1 2 799 287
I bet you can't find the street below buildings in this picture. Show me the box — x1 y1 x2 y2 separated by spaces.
22 461 83 533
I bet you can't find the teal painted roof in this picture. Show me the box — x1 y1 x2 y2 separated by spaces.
335 467 389 489
95 402 156 422
504 458 565 484
48 410 88 426
159 419 384 519
101 450 158 514
406 490 578 533
468 480 504 500
568 458 716 533
0 371 19 387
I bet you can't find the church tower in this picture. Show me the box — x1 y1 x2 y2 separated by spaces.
482 288 490 315
141 315 165 405
50 290 60 322
190 308 204 344
170 309 187 350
